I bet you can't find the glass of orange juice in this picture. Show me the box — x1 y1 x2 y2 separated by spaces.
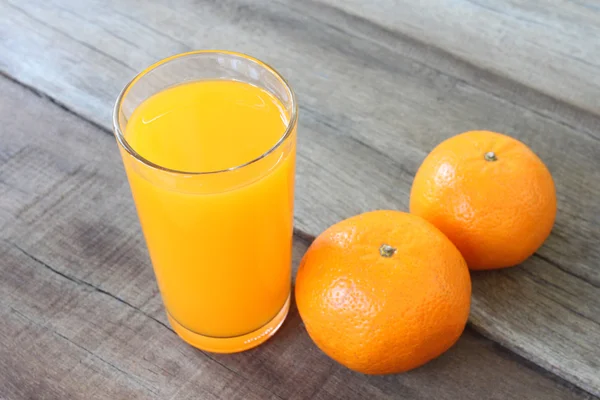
112 51 297 353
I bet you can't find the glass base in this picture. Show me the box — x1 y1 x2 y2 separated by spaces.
167 294 290 353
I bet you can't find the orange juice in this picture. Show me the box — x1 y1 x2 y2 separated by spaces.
119 79 296 352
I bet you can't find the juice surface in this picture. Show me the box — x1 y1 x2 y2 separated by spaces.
123 80 295 339
126 80 288 172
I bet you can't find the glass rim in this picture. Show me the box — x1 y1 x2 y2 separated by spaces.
112 50 298 176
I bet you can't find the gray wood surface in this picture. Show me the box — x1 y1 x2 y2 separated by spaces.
1 0 600 397
319 0 600 116
0 74 592 400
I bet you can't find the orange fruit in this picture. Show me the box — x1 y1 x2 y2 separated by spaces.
410 130 556 270
295 210 471 374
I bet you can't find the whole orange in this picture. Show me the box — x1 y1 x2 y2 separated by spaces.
410 130 556 270
295 211 471 374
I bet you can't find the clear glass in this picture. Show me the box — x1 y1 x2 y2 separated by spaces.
113 51 297 353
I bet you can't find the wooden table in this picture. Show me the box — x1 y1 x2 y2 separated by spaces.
1 1 599 398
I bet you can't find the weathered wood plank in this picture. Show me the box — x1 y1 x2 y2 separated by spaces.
2 0 600 395
0 73 592 400
317 0 600 116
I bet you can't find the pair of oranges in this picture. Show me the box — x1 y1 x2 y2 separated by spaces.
295 131 557 374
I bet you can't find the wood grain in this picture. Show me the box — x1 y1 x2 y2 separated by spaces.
1 0 600 395
317 0 600 116
0 70 592 400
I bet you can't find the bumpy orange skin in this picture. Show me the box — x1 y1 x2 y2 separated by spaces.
295 211 471 375
410 131 556 270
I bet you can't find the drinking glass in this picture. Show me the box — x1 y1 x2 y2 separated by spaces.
113 51 297 353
